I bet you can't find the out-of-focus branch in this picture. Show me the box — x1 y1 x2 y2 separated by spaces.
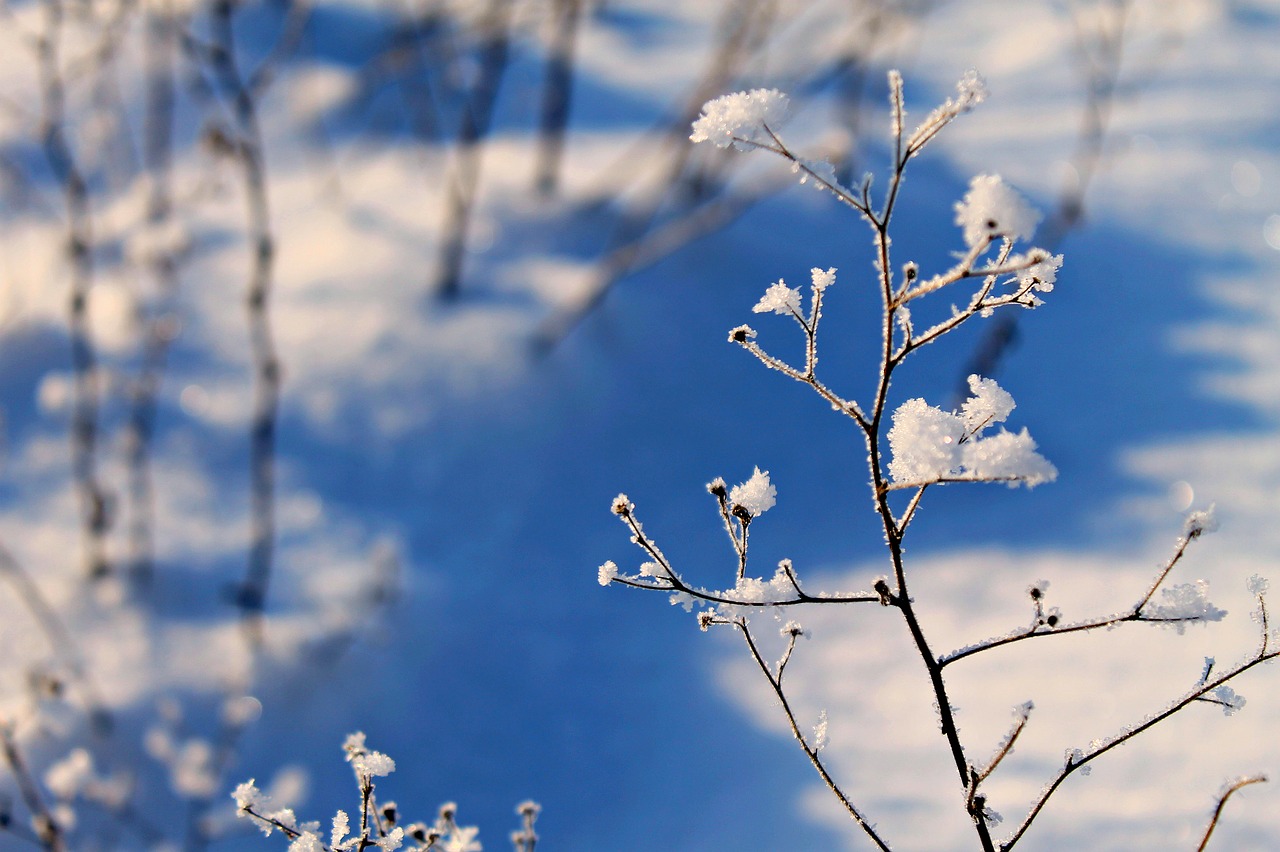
434 0 515 300
36 0 112 582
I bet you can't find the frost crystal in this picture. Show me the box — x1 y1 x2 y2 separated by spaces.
690 89 789 149
352 751 396 777
233 779 264 811
1211 685 1246 716
954 175 1040 248
729 467 777 516
1248 574 1270 597
813 710 829 752
1145 580 1227 632
332 811 350 848
1184 505 1219 538
1013 251 1064 292
887 377 1055 487
752 280 802 316
810 267 837 291
597 561 619 586
887 398 965 483
961 375 1015 431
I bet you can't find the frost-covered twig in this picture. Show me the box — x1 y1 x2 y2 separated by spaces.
1196 774 1267 852
1001 620 1278 850
726 617 891 851
940 515 1223 667
601 489 880 610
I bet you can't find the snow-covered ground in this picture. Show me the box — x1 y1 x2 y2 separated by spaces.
0 0 1278 849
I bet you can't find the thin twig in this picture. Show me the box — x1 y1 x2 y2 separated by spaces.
1196 775 1267 852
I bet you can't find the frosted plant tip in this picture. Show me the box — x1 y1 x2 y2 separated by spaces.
1184 504 1218 538
690 89 789 149
729 324 756 343
954 175 1039 249
611 494 632 516
1247 574 1269 597
232 779 263 811
729 467 776 517
753 280 801 316
706 477 727 497
810 267 836 291
954 69 987 110
598 561 619 587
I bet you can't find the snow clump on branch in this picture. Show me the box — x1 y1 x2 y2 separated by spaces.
690 89 789 150
954 174 1040 248
730 467 777 517
887 375 1056 487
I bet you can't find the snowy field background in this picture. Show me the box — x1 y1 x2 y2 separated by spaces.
0 0 1278 849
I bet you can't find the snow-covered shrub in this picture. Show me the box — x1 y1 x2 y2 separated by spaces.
601 71 1276 850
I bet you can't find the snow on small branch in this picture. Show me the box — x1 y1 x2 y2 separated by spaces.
886 375 1056 490
689 88 790 150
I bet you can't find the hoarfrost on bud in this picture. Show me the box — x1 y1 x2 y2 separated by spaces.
1145 580 1227 632
781 620 805 639
1184 505 1219 538
1012 250 1064 292
689 89 790 149
810 267 836 291
1212 685 1246 716
954 174 1040 248
639 561 666 579
729 467 777 516
952 69 987 111
611 494 632 515
598 561 619 586
342 732 367 756
753 280 802 316
1248 574 1270 597
813 709 829 752
233 779 264 811
352 751 395 777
